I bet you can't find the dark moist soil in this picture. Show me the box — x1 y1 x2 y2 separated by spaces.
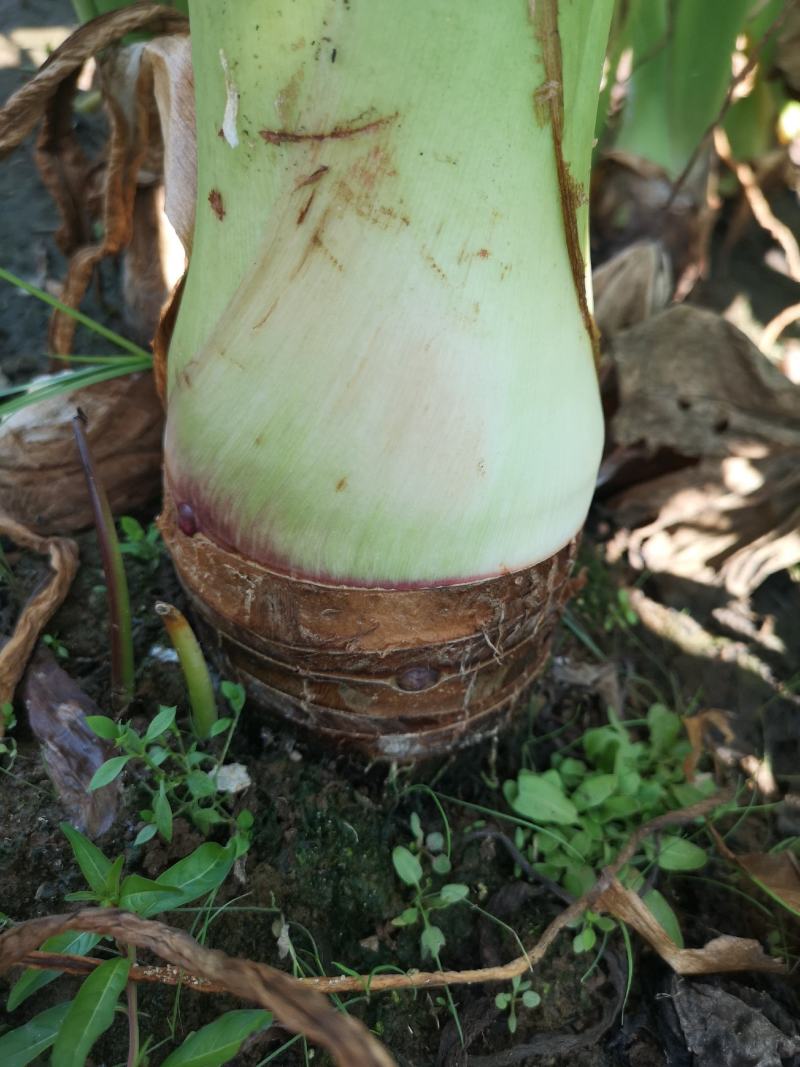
2 4 800 1065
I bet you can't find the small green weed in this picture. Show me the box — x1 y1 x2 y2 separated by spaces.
118 516 164 570
42 633 70 661
87 680 252 847
504 704 717 951
391 813 470 961
0 823 268 1066
495 975 541 1034
0 701 17 767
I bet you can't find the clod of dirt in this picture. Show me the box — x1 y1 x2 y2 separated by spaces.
21 645 119 837
0 373 162 534
670 980 800 1066
603 305 800 596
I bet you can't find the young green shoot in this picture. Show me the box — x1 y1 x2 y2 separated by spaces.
155 601 217 739
72 408 135 708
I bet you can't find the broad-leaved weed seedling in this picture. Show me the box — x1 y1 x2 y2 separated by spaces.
0 823 268 1066
495 975 541 1034
0 701 16 767
118 516 164 571
504 704 717 952
87 681 252 850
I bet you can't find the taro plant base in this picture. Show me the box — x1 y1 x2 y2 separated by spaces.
160 498 581 759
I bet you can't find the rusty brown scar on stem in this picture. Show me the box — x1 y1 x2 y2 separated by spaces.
532 0 600 368
259 112 398 146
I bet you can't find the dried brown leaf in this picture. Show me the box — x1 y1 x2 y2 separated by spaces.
683 708 736 782
595 877 783 974
0 516 78 715
712 828 800 920
20 647 119 836
0 373 162 534
0 5 189 355
605 305 800 595
592 240 672 341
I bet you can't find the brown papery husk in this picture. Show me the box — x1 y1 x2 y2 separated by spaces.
0 373 162 534
160 497 581 760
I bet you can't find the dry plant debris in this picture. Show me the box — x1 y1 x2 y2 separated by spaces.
603 304 800 596
0 373 162 533
0 513 78 723
0 3 192 354
20 646 120 836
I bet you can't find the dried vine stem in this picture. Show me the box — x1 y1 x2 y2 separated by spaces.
0 513 79 725
13 787 781 1010
0 908 395 1067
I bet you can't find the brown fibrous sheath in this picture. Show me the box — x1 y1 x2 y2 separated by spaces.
160 495 580 760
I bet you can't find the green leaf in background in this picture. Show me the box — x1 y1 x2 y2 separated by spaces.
119 874 184 916
138 842 235 916
420 924 445 959
51 957 131 1067
507 771 579 825
6 933 101 1011
573 773 618 811
643 889 685 948
572 926 597 954
391 907 419 927
145 705 177 742
439 883 469 903
155 781 174 842
85 715 120 741
60 822 113 895
88 754 132 791
652 835 708 872
392 846 423 887
160 1009 273 1067
647 704 682 756
0 1002 71 1066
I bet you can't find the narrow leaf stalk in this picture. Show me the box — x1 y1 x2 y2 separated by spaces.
0 266 152 360
155 602 217 739
72 409 135 708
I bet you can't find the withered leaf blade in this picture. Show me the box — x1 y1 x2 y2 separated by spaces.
0 373 162 535
596 877 784 975
21 647 120 837
605 305 800 596
712 828 800 921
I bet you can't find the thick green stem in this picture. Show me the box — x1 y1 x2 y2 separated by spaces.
165 0 613 587
155 601 217 739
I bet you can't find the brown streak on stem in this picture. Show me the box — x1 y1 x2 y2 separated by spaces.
531 0 600 370
297 189 315 225
295 164 330 189
259 113 397 145
208 189 225 220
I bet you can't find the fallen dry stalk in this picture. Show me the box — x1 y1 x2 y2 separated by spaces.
6 786 783 1042
0 513 79 728
713 127 800 285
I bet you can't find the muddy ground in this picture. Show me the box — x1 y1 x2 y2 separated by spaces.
1 3 800 1066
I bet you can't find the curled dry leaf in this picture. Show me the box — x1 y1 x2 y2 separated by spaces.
0 373 162 534
0 908 397 1067
20 647 119 837
595 877 784 975
0 4 191 354
592 240 672 343
0 514 78 717
590 151 710 287
712 828 800 921
683 708 736 782
603 305 800 596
